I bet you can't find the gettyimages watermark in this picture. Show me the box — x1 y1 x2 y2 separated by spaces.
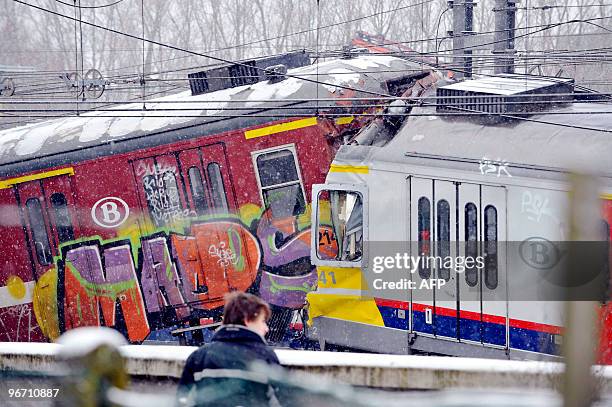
371 253 484 290
362 241 610 302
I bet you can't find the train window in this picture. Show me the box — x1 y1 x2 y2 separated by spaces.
50 193 74 243
418 197 431 279
255 148 305 218
437 200 450 281
484 205 498 290
187 167 209 215
143 171 182 227
465 202 478 287
25 198 52 265
207 163 229 212
317 190 362 261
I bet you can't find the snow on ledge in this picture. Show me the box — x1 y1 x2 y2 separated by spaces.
275 349 562 373
120 344 197 361
2 342 612 380
0 342 60 356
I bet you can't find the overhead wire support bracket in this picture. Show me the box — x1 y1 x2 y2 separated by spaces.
59 69 109 99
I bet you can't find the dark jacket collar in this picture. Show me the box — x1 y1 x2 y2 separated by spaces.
212 324 268 345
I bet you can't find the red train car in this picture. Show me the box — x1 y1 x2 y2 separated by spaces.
0 53 432 344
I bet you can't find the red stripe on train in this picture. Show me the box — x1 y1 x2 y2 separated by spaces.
374 298 410 310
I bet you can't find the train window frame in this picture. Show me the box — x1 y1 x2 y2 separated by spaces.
251 144 307 219
311 183 369 268
142 170 184 227
418 196 431 279
484 204 498 290
436 199 451 281
187 166 209 215
25 198 53 266
464 202 478 287
206 162 229 213
50 192 75 244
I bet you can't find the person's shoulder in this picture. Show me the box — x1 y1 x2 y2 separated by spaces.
185 344 210 368
264 347 280 364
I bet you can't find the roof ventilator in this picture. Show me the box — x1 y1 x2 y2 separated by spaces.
187 51 310 96
435 74 575 123
264 65 288 83
341 45 368 59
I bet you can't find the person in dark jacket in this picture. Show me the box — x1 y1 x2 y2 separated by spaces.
177 291 280 406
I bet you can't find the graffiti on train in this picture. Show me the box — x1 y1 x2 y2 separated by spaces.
24 207 336 343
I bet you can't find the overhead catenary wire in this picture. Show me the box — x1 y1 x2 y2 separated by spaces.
5 42 612 103
92 0 437 75
5 0 612 129
10 0 411 100
53 0 126 9
3 25 608 90
5 91 612 103
5 0 611 84
0 111 610 135
59 2 611 79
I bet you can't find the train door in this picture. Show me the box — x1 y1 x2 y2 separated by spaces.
199 144 232 213
132 153 190 232
175 144 251 302
432 180 458 340
410 177 434 336
131 143 233 231
480 185 507 347
410 177 459 339
457 183 507 347
15 171 78 281
130 144 256 319
177 144 232 218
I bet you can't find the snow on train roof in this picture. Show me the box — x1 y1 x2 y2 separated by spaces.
342 100 612 176
439 75 574 96
0 55 416 167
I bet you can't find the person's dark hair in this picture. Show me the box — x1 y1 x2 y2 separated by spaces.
222 291 271 326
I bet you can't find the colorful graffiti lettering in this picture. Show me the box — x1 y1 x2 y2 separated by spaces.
59 242 150 341
11 204 340 343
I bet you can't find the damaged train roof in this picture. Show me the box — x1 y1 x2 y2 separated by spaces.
0 55 429 171
334 99 612 177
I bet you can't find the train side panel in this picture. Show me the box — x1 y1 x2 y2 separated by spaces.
0 188 46 341
310 162 612 361
506 185 567 357
0 118 336 343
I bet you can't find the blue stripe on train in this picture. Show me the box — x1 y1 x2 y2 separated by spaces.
377 304 408 330
376 305 559 355
509 327 560 355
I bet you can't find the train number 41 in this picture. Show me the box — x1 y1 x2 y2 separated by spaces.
318 270 337 285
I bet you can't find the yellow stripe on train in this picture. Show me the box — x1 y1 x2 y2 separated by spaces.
329 164 369 174
0 167 75 189
334 116 355 125
244 117 318 139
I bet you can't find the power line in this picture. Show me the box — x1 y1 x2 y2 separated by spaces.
6 1 612 130
100 0 436 74
5 91 612 103
53 0 126 9
11 0 409 100
1 110 610 135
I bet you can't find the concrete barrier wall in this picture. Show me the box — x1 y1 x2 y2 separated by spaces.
1 342 611 391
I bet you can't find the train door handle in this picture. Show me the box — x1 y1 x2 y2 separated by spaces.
425 308 433 325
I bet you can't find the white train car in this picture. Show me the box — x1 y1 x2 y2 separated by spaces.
308 75 612 361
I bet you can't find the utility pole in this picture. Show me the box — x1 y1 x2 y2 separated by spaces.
493 0 517 74
450 0 475 79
